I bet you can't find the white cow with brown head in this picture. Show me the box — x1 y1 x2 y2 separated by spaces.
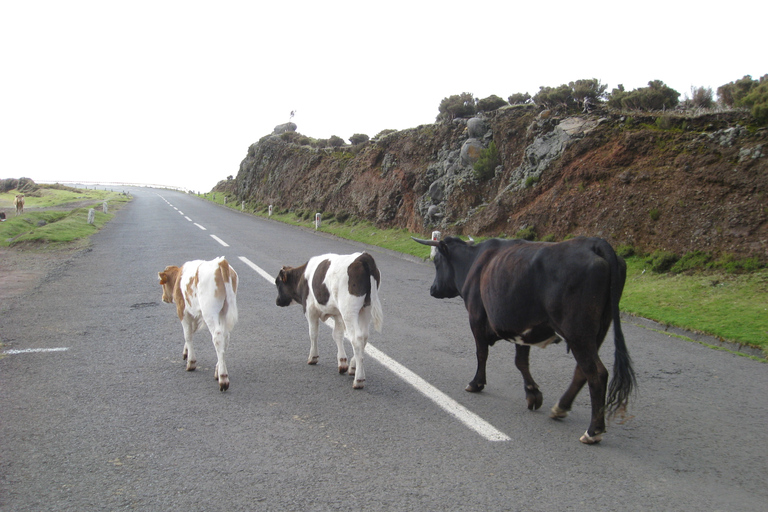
158 257 239 391
275 252 383 389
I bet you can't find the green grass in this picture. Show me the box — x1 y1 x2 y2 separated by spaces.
0 188 130 247
620 258 768 353
203 197 767 357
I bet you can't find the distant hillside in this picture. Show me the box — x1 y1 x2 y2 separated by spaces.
217 106 767 263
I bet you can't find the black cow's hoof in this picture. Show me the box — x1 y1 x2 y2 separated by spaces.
465 382 484 392
526 387 543 410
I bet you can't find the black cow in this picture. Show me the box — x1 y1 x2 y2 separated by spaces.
413 235 635 444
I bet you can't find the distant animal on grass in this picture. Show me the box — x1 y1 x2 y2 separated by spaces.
275 252 383 389
158 257 238 391
413 235 635 444
13 195 24 215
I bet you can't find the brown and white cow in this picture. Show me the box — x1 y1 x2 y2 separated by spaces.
13 195 24 216
275 252 383 389
158 257 239 391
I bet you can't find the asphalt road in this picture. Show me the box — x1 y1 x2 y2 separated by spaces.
1 187 766 511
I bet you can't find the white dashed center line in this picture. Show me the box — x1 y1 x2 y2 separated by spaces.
210 235 229 247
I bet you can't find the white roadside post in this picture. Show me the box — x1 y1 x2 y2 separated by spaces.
87 208 95 224
431 230 441 259
268 205 273 217
315 213 321 230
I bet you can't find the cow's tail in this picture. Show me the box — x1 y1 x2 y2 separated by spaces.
362 255 383 333
370 275 383 333
219 258 239 332
596 241 636 416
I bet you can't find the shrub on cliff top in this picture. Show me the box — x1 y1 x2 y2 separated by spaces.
607 80 680 111
349 133 369 145
436 92 476 122
476 95 508 112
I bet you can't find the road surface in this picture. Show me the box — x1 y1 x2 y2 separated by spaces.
1 187 766 511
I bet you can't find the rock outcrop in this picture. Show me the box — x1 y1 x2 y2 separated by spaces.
220 106 768 261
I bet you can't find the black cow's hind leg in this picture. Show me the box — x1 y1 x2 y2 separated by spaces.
570 344 609 444
551 364 588 419
514 344 543 410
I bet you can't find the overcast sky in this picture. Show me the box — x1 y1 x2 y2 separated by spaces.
2 1 765 193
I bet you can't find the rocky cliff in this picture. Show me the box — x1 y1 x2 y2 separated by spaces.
221 106 767 262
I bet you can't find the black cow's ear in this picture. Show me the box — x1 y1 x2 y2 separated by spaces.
438 241 450 257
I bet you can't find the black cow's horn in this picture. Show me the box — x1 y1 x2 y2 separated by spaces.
411 236 440 246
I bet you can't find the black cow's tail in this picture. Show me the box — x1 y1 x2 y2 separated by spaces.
596 240 637 415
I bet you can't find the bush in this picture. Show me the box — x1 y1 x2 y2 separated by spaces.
709 254 765 273
508 92 531 105
476 95 508 112
473 141 500 181
607 80 680 111
646 250 679 273
615 244 636 258
524 175 540 188
717 75 758 107
437 92 476 122
569 78 607 109
690 86 714 109
514 226 537 240
328 135 345 148
534 84 574 110
738 75 768 125
349 133 369 145
649 208 660 221
670 251 712 273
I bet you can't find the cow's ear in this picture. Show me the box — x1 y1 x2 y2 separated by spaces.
278 268 288 283
158 272 167 285
438 241 450 257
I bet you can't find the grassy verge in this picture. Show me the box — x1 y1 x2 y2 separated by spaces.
0 187 131 247
199 193 767 358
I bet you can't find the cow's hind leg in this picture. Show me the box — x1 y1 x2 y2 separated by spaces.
550 363 588 420
212 328 229 391
514 345 543 410
332 316 349 374
570 344 609 444
181 318 197 371
348 308 371 389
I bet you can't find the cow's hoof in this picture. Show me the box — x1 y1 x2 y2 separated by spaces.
186 360 197 371
465 382 484 393
550 403 569 419
219 377 229 392
579 430 603 444
348 367 356 376
338 358 348 374
352 379 365 389
308 356 319 365
526 386 543 410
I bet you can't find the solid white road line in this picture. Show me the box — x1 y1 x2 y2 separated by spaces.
210 235 229 247
238 256 276 283
237 255 510 442
3 347 69 355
